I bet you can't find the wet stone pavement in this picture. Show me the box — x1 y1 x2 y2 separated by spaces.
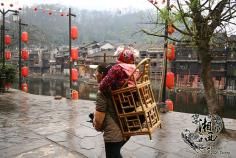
0 89 236 158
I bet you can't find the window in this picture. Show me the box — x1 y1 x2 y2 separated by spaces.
149 53 157 58
151 62 157 66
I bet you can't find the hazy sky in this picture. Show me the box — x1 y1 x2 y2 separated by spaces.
1 0 157 10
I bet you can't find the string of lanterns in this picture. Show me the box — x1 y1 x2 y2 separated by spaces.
165 22 175 111
0 2 22 11
166 25 175 90
0 2 72 18
21 32 29 92
70 26 79 100
32 6 71 17
5 35 11 60
4 35 12 90
0 2 71 18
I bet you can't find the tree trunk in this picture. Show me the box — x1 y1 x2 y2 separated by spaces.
197 42 224 117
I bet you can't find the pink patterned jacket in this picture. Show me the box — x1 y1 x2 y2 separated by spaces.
99 63 139 92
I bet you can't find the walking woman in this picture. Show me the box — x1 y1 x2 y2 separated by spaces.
93 63 129 158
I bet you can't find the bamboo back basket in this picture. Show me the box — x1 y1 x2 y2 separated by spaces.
111 58 161 140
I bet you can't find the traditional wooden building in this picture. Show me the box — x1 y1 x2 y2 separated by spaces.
139 48 164 81
29 49 41 74
172 43 236 90
226 47 236 90
79 41 117 65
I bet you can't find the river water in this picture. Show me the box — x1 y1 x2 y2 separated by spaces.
13 78 236 119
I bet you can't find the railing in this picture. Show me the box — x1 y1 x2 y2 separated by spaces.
80 55 118 64
175 55 198 61
212 56 227 61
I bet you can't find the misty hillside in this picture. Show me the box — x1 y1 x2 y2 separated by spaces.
7 4 166 47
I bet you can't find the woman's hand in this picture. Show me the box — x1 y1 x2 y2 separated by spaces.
93 110 105 131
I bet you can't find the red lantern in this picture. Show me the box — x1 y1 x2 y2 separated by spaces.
167 44 175 61
21 32 28 43
166 72 174 89
5 35 11 45
71 48 78 60
71 26 78 40
168 25 175 35
5 51 11 60
71 90 79 100
22 66 29 77
165 99 174 111
21 83 28 92
21 49 29 60
71 68 78 82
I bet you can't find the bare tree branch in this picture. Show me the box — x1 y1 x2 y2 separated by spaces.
200 0 210 8
222 15 236 23
148 1 164 14
221 4 236 22
221 19 236 25
172 24 191 36
207 0 227 19
189 0 205 36
209 0 229 32
220 3 236 19
141 29 190 43
176 0 193 36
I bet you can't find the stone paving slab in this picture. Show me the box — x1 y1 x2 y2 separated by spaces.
15 144 86 158
0 139 51 158
0 89 236 158
223 118 236 131
47 131 105 158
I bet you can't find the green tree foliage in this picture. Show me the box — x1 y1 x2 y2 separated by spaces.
0 63 17 89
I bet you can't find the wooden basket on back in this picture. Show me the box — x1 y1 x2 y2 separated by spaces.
111 58 161 140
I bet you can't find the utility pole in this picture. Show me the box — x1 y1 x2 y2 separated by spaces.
0 25 3 59
68 8 76 89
